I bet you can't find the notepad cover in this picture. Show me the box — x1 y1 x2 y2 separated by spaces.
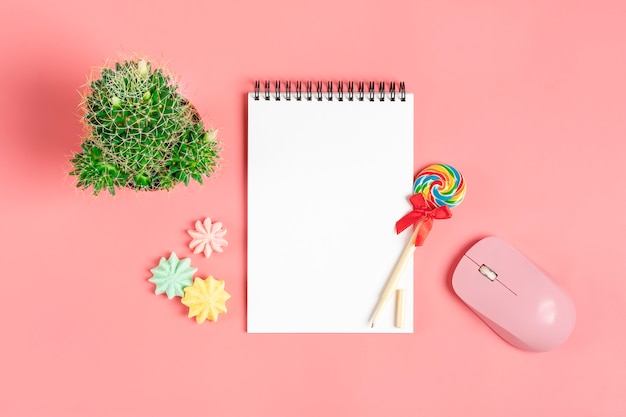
247 88 414 333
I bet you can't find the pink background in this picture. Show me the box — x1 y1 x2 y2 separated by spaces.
1 0 625 416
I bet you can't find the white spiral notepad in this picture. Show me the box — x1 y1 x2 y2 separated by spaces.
247 81 414 333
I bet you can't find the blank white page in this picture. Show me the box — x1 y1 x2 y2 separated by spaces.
247 88 414 333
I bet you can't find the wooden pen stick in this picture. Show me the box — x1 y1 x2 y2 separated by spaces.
395 289 406 328
369 219 423 328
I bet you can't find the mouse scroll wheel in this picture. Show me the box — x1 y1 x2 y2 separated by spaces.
479 264 498 281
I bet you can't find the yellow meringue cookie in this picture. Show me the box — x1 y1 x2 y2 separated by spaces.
181 276 231 323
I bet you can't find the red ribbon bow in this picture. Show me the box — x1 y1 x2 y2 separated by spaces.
395 194 452 246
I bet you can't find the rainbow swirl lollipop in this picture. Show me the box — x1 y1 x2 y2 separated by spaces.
370 163 466 328
413 164 466 209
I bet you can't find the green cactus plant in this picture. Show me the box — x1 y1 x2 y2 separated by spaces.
70 59 219 195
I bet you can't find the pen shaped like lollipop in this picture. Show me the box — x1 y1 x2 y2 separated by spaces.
370 163 466 328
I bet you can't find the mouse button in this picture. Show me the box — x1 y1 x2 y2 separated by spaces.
452 255 489 296
452 256 517 321
464 237 516 276
464 236 500 261
497 255 549 296
472 239 539 291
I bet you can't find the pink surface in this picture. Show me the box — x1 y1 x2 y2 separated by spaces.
1 0 625 416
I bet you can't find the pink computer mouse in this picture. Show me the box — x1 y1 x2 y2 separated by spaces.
452 236 575 352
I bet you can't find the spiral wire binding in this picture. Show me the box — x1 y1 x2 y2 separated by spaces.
254 80 406 102
296 81 302 101
285 81 291 101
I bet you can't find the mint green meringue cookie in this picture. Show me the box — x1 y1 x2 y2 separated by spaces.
149 252 197 299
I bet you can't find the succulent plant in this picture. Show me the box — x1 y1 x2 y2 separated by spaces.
70 59 219 195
